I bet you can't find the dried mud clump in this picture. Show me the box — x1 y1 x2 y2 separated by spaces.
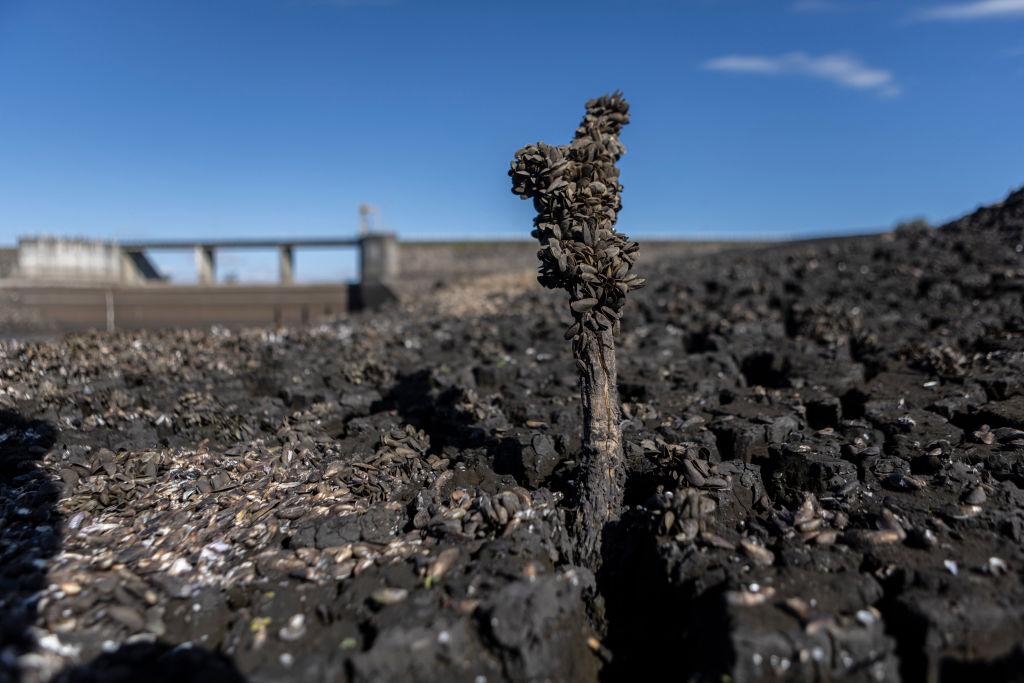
509 92 645 567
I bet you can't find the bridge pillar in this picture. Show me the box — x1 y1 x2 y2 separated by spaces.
358 233 398 309
195 245 216 284
360 233 398 284
279 245 294 284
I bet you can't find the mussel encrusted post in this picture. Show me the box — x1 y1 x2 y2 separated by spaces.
508 92 645 567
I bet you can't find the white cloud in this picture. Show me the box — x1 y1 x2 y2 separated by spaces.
703 52 901 97
918 0 1024 20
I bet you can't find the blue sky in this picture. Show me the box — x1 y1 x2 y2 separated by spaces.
1 0 1022 281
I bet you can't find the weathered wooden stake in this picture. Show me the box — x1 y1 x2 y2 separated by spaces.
509 93 644 567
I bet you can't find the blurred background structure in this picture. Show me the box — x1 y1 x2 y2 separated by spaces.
0 227 743 333
0 230 400 332
1 0 1022 333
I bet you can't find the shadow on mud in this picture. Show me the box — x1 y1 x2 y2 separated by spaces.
372 369 528 479
372 369 482 448
595 491 732 681
1 409 60 682
52 641 246 683
0 409 246 683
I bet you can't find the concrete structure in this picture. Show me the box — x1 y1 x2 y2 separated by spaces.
357 233 400 308
0 233 401 333
2 283 352 333
120 235 397 287
279 245 294 284
16 237 159 284
0 234 745 334
360 233 399 284
390 239 746 297
5 234 399 287
194 246 216 285
0 249 16 279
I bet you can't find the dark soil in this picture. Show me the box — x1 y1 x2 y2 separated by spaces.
2 187 1024 682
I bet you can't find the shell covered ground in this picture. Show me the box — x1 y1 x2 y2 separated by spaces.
2 188 1024 683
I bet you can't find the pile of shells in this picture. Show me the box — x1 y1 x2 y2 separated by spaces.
839 507 911 549
777 493 846 546
412 482 562 540
341 425 446 501
20 420 455 649
52 441 365 584
646 439 733 491
652 487 718 542
973 424 1024 449
249 534 423 585
509 92 646 340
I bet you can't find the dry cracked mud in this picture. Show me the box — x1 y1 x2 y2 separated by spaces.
2 187 1024 682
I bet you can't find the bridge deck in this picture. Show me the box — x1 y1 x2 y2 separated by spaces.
121 238 361 251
